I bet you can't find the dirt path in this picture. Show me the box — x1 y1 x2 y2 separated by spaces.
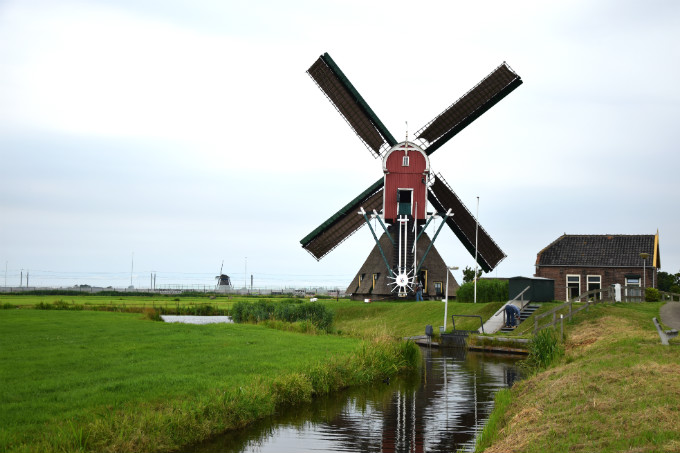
659 302 680 329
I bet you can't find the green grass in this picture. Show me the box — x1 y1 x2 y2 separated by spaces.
324 299 504 338
477 302 680 452
0 293 299 310
0 309 419 452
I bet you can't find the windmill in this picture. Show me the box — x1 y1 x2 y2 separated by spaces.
215 260 232 289
300 53 522 299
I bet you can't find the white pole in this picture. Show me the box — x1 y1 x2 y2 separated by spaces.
444 266 458 331
474 197 479 304
444 271 449 330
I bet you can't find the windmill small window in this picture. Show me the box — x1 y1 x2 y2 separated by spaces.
402 156 409 166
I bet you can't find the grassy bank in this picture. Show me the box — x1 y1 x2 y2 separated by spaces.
476 302 680 452
0 310 419 453
325 299 504 338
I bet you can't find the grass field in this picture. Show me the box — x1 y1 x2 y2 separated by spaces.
0 292 244 309
0 308 419 452
476 301 680 453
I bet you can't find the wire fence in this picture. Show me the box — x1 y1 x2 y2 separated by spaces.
0 285 346 297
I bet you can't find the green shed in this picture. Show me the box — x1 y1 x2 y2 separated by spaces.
509 276 554 302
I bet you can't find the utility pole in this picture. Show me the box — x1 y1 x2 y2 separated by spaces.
474 196 479 304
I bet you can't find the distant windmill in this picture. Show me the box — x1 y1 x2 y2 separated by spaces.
300 53 522 299
215 261 232 289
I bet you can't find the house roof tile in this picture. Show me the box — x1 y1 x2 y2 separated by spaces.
537 234 659 268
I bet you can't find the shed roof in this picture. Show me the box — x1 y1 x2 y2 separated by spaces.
536 233 660 268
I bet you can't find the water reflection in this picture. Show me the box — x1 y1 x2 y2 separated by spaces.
189 348 522 453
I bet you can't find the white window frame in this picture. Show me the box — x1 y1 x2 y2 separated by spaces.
587 275 601 300
566 274 580 301
625 276 641 298
397 188 414 216
402 156 409 166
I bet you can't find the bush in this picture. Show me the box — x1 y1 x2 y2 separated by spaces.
524 327 563 371
645 287 660 302
456 279 508 303
231 300 334 332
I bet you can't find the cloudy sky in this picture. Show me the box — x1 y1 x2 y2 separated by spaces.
1 0 679 289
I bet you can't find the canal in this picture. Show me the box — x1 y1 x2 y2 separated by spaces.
190 347 522 453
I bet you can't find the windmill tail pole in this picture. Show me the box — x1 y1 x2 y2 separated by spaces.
360 208 395 277
416 209 452 274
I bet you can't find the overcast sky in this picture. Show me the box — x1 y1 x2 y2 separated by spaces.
1 0 679 289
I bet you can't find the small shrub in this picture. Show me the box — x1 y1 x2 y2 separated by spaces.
524 327 563 372
1 303 17 309
645 287 660 302
143 307 163 321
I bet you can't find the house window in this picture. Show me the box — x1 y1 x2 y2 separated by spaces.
625 276 641 299
372 273 380 290
402 156 409 166
434 281 443 297
587 275 601 300
567 275 580 300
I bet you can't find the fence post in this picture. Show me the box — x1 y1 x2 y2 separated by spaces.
560 314 564 338
534 317 538 333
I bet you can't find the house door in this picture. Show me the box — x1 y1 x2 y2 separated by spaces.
398 190 412 216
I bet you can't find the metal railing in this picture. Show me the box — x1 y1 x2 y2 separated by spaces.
491 286 531 327
450 315 485 334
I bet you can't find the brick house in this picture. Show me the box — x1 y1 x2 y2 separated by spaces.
534 233 660 301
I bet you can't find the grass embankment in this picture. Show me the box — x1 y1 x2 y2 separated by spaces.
325 299 504 338
0 309 419 453
476 302 680 453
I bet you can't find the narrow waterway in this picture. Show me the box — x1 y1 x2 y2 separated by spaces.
189 347 522 453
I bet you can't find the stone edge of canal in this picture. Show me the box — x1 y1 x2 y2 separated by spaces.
407 334 530 355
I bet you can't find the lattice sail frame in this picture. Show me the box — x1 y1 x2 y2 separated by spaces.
427 173 506 272
307 54 396 158
415 62 522 156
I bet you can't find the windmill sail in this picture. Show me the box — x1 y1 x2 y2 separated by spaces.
307 53 397 158
415 62 522 156
301 179 384 260
427 174 506 272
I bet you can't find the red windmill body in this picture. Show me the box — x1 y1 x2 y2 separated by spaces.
382 142 429 222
